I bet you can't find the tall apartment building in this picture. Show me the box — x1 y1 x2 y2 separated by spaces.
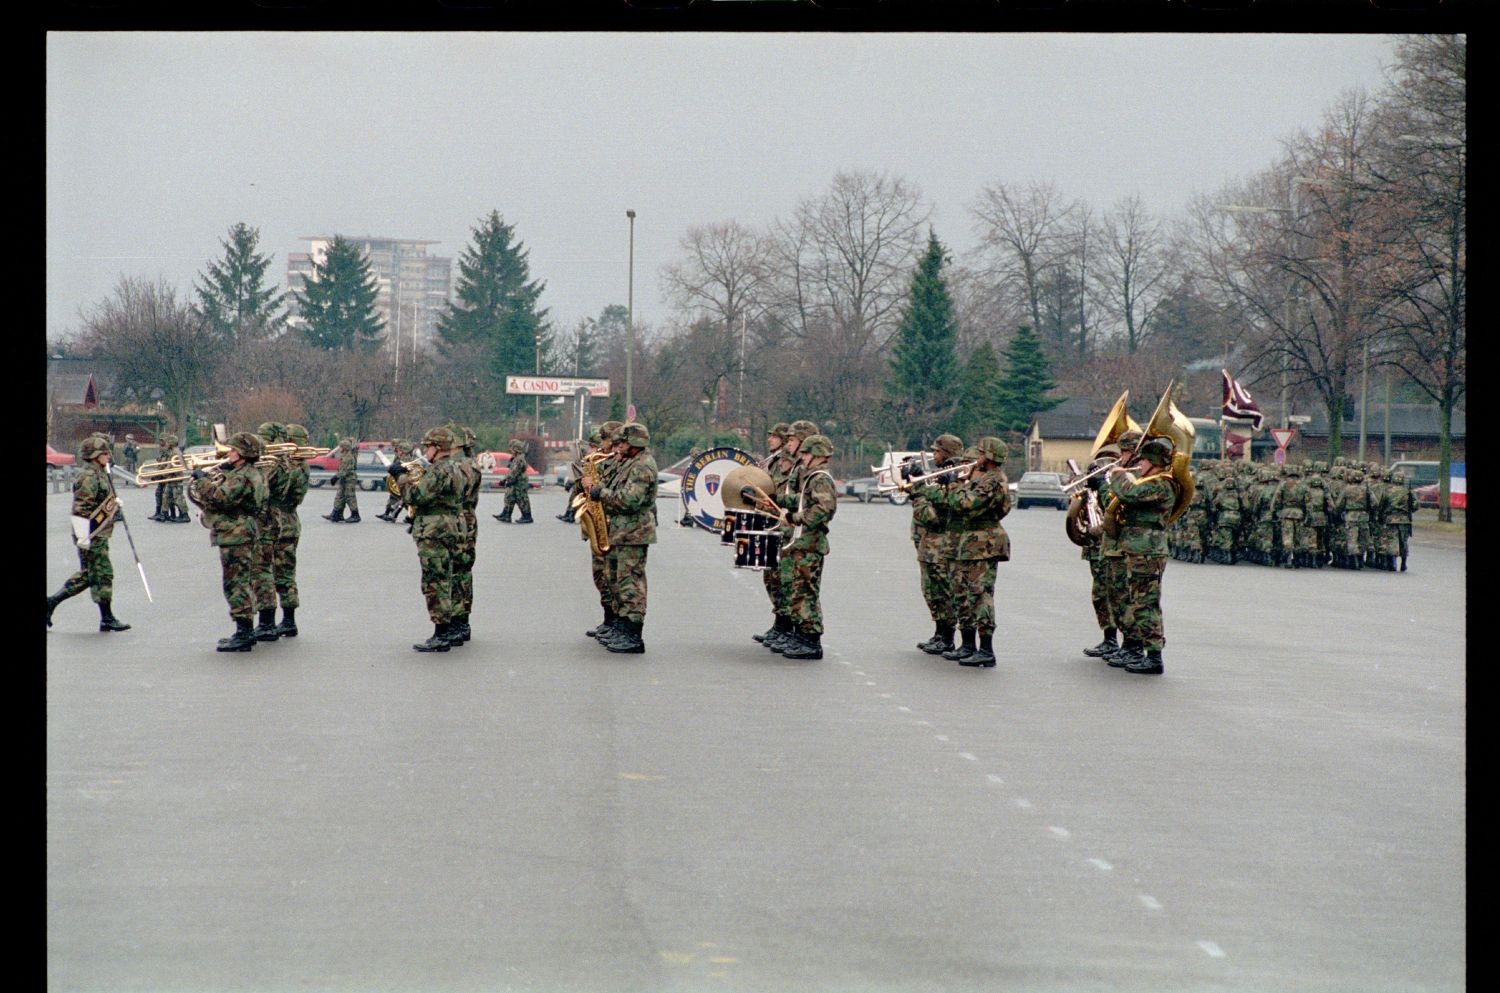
286 236 452 357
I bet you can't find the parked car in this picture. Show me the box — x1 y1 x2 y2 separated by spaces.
1390 460 1439 487
1013 471 1068 510
307 448 395 490
1413 483 1440 509
476 451 541 490
46 444 76 470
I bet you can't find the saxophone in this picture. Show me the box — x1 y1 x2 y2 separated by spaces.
573 451 612 555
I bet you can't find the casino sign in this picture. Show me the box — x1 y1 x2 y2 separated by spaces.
680 446 760 533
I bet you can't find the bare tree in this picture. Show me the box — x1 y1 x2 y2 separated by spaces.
969 180 1074 338
1095 195 1174 354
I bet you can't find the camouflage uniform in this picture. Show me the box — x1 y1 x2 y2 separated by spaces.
912 434 964 655
250 422 289 640
270 423 313 635
399 427 466 651
930 437 1011 667
449 426 484 639
1335 466 1373 569
1208 462 1243 564
1071 447 1119 657
158 434 190 523
1376 468 1416 571
762 420 819 652
597 423 658 653
751 423 797 645
46 437 131 632
1248 466 1281 566
1274 463 1305 568
498 440 533 522
328 438 360 522
190 433 269 651
1108 437 1178 674
381 440 415 521
1096 431 1142 656
585 422 626 639
773 434 838 659
1302 462 1331 567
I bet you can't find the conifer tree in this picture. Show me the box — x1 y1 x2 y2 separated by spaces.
885 231 960 446
952 341 1006 439
195 222 286 345
995 324 1059 432
294 236 385 352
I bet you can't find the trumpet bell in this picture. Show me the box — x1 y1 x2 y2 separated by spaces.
721 465 774 510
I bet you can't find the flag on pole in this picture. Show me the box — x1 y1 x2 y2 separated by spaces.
1222 369 1265 430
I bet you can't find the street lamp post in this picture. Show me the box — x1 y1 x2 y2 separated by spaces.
534 334 542 434
626 209 636 418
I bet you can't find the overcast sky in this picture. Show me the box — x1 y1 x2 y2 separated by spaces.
46 32 1398 343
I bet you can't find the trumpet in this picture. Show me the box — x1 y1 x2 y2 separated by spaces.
1061 458 1120 494
877 460 978 494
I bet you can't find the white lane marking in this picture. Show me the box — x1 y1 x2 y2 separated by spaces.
836 659 851 665
956 752 977 762
897 706 912 713
934 734 950 742
1138 895 1162 911
1197 941 1227 959
865 681 877 686
1015 798 1032 809
1049 826 1070 839
914 720 931 726
879 693 893 698
986 774 1005 785
1088 858 1113 871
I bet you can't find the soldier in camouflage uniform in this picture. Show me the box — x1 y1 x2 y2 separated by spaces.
1335 463 1373 570
760 420 819 653
1302 461 1331 568
250 421 290 641
1275 462 1306 568
1208 458 1244 564
1325 463 1347 566
1104 436 1180 675
1363 462 1388 569
389 426 466 652
1172 460 1211 563
494 439 534 523
1097 430 1143 663
378 439 416 522
911 434 964 656
592 422 658 654
156 433 191 524
1073 445 1120 658
585 421 626 641
189 431 269 652
448 425 483 643
47 435 132 632
1245 465 1279 566
767 433 838 660
751 423 798 647
325 437 361 523
1375 466 1417 571
269 423 313 637
930 437 1012 668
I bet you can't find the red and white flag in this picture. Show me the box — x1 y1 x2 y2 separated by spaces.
1222 369 1264 430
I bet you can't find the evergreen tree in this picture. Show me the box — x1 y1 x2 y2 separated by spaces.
195 222 286 345
995 325 1060 432
952 342 1006 439
294 236 385 352
437 211 551 412
885 231 960 446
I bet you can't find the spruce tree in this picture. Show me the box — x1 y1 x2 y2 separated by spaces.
885 231 960 446
437 211 551 411
952 341 1006 440
294 236 385 352
195 223 286 345
995 325 1060 432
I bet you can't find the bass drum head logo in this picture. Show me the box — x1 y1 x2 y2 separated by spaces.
681 447 758 533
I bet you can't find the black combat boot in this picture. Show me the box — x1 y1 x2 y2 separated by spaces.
962 633 997 667
1108 639 1144 668
588 608 617 639
345 511 361 523
324 511 344 523
1125 648 1164 675
217 619 256 652
98 600 131 632
47 588 73 629
1400 553 1408 573
767 624 797 654
516 512 534 524
781 631 823 660
274 606 298 638
761 615 794 649
604 619 645 654
414 624 451 652
1083 629 1118 658
494 509 513 522
253 608 281 642
917 623 947 654
943 629 976 663
375 510 392 522
446 618 469 646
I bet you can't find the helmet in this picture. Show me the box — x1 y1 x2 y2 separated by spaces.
600 420 624 443
933 433 964 459
458 426 477 448
769 422 792 440
1284 462 1302 476
509 439 526 454
800 434 834 457
257 421 287 443
158 433 177 447
338 437 354 450
228 432 263 460
421 426 456 450
974 436 1007 463
622 422 651 447
790 419 819 440
1137 437 1174 468
1117 430 1144 450
587 427 603 445
285 423 310 446
78 436 109 460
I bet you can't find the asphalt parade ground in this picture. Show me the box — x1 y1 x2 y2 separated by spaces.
45 482 1466 993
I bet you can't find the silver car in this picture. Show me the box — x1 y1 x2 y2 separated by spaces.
1014 470 1068 510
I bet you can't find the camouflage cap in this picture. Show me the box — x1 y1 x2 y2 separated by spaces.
933 433 964 458
789 419 819 440
974 436 1008 463
393 437 410 450
228 431 263 460
285 423 310 446
421 426 456 450
600 420 624 443
509 438 526 454
78 436 110 460
1137 437 1174 467
257 421 287 443
622 422 651 447
800 433 834 457
769 422 793 440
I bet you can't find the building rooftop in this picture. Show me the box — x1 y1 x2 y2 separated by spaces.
1301 403 1465 439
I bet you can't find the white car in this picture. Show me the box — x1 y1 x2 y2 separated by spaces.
1014 471 1068 510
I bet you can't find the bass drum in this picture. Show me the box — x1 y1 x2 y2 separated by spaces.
680 446 763 534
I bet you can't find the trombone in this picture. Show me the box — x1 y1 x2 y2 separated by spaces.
259 442 332 464
134 447 233 486
876 458 978 494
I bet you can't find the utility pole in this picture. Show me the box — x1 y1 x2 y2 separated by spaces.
626 209 636 416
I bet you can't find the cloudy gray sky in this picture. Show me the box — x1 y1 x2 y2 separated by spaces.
46 32 1397 342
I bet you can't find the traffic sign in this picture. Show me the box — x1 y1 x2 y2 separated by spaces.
1270 428 1296 449
627 403 637 422
1273 448 1286 465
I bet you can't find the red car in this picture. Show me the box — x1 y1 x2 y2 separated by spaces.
477 451 541 490
46 444 76 469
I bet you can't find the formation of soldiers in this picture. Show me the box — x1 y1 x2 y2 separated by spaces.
1169 457 1417 571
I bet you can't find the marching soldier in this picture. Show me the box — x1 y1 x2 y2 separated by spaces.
933 437 1012 668
189 431 269 652
155 433 191 524
584 421 625 641
494 439 534 523
751 422 796 648
121 434 138 474
1303 461 1331 568
1376 466 1417 572
1098 429 1143 664
1104 436 1180 675
1336 462 1373 570
592 422 658 653
766 432 838 660
325 437 361 523
1276 463 1306 569
389 426 465 652
1207 457 1242 564
268 423 313 637
760 419 818 653
47 434 132 632
449 425 483 643
912 434 964 657
1071 445 1119 659
250 421 290 641
378 438 417 522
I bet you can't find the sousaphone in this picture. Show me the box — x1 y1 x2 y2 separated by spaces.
1090 391 1143 459
1141 381 1197 524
